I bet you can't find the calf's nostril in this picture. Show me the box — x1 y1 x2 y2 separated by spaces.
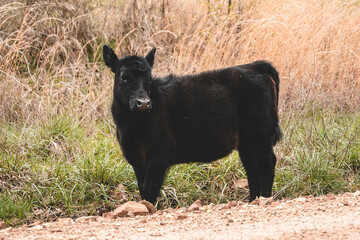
136 100 143 107
135 98 151 110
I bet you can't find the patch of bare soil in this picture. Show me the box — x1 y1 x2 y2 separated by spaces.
1 191 360 240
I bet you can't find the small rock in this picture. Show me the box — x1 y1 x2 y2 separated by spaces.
114 201 149 217
127 210 135 217
237 200 245 205
75 216 98 223
103 212 117 220
140 200 156 214
343 192 353 197
251 197 273 206
164 207 175 213
219 205 229 210
194 199 202 206
2 227 12 232
354 191 360 198
42 222 55 228
199 206 207 211
188 203 199 212
177 207 187 213
0 221 6 230
156 210 164 216
225 210 232 215
216 203 226 209
57 218 74 224
164 213 174 220
176 214 187 220
326 193 336 199
228 201 237 208
188 199 202 212
30 225 43 230
149 233 162 237
139 219 147 224
259 197 273 206
293 197 306 203
319 207 327 212
160 221 166 226
28 220 42 228
206 203 215 210
234 179 249 189
228 219 234 223
220 201 238 210
271 201 280 206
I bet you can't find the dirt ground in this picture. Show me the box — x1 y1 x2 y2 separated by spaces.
1 191 360 240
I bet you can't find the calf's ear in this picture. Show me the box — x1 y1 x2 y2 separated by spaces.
145 47 156 68
103 45 118 73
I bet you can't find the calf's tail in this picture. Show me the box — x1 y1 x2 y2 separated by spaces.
252 61 282 145
252 61 280 106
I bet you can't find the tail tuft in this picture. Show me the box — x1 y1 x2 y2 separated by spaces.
272 125 282 146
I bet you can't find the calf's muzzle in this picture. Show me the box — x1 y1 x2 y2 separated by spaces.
135 98 151 111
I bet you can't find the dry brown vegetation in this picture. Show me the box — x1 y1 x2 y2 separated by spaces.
1 0 359 124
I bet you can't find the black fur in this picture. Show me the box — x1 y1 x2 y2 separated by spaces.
103 45 281 203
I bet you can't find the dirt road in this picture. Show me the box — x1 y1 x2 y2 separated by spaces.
1 192 360 240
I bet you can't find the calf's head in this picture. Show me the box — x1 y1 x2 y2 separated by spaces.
103 45 156 112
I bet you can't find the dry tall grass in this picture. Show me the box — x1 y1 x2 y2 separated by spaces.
172 0 360 113
1 0 359 124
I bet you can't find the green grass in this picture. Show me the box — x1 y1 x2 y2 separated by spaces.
274 110 360 198
0 110 359 226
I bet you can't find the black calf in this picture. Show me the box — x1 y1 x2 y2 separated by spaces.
103 45 281 203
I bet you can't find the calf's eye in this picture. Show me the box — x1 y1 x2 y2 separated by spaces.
119 75 128 84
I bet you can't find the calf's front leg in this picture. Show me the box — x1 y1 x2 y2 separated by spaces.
133 167 145 197
141 162 167 204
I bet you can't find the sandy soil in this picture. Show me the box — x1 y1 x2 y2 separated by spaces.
1 191 360 240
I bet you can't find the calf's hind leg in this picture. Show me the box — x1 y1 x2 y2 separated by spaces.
238 138 276 201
